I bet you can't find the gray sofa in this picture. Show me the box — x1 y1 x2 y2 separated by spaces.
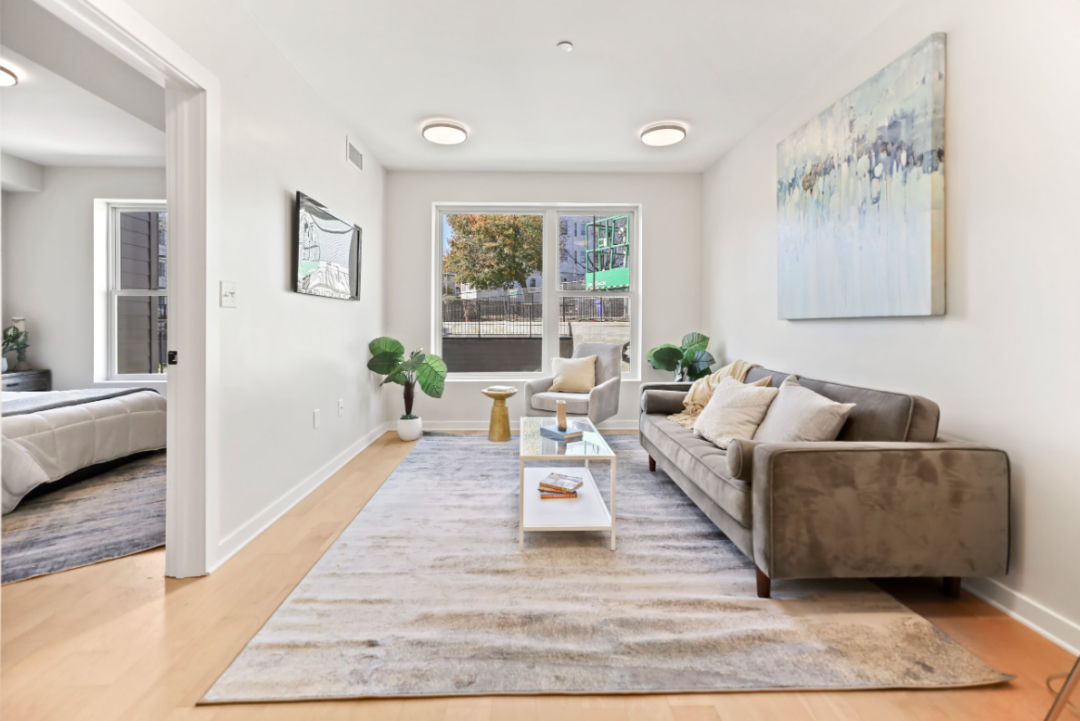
639 366 1010 598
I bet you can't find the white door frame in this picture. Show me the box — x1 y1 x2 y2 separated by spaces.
33 0 221 577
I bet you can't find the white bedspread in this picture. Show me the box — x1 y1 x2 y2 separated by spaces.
2 390 166 514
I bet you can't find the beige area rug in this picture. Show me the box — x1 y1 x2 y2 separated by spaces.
202 434 1011 703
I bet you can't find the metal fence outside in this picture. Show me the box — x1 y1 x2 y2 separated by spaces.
442 296 629 337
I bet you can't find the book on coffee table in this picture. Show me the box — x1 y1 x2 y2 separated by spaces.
539 424 584 442
538 472 583 494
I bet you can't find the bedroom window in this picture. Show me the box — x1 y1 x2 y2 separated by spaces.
108 204 168 379
434 205 639 379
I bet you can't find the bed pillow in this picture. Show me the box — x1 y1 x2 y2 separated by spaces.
693 377 779 450
753 375 856 443
549 355 596 393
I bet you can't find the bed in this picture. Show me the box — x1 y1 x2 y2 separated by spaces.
2 388 166 514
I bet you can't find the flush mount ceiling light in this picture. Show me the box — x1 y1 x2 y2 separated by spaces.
640 122 687 147
422 120 468 145
0 66 19 87
556 40 573 52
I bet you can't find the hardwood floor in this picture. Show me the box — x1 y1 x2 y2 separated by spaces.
2 431 1073 720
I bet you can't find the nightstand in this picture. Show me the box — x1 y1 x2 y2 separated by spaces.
1 370 52 392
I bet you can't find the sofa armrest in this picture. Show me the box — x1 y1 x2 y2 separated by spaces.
750 440 1010 581
638 382 692 414
640 390 687 415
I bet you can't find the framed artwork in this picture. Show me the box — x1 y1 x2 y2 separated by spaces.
776 33 945 319
294 191 361 300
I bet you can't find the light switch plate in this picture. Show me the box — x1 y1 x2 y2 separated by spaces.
338 399 345 417
313 409 320 429
220 281 237 308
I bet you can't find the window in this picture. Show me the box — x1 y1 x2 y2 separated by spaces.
435 206 638 378
108 203 168 379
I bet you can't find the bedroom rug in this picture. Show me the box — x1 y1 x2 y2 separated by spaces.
2 451 166 584
202 434 1010 703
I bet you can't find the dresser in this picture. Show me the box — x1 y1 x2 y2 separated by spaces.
1 370 52 392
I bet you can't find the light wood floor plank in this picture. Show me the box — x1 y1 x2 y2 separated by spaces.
2 431 1070 721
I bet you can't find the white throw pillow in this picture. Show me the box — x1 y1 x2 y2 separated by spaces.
549 355 596 393
693 377 779 450
753 375 856 443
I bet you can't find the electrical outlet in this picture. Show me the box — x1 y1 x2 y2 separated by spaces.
338 399 345 417
313 409 320 429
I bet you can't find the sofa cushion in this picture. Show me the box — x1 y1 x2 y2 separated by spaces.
744 367 939 443
753 375 855 443
640 413 752 526
693 377 778 450
531 391 590 415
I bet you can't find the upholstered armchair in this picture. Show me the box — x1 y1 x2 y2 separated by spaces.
524 343 622 426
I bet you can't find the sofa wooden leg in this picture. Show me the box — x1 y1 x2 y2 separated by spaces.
756 566 771 599
943 577 961 598
648 456 656 472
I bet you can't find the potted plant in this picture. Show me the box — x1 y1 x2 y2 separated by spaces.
367 337 447 441
646 332 716 381
2 325 29 374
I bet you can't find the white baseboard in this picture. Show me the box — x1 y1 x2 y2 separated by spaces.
421 420 639 431
210 421 392 572
964 577 1080 655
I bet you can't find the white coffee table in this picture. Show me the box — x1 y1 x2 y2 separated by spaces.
518 416 617 551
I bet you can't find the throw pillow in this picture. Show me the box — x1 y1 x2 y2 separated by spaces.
549 356 596 393
753 375 856 443
693 377 779 450
667 376 772 429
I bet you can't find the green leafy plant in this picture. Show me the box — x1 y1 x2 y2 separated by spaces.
647 332 715 382
367 337 447 420
2 326 29 355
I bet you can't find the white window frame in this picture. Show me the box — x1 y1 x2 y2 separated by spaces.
106 200 168 382
431 203 642 382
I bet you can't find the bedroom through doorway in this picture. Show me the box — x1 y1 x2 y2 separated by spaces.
0 0 171 584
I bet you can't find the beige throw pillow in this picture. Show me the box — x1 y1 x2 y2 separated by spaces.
693 377 779 450
753 375 856 443
549 356 596 393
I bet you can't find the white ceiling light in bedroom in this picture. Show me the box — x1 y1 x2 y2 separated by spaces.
422 120 468 145
0 66 20 87
640 122 687 147
556 41 573 52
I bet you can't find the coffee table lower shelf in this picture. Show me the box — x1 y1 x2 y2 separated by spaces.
519 465 615 551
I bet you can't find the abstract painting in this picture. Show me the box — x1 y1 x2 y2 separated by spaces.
294 192 362 300
776 33 945 319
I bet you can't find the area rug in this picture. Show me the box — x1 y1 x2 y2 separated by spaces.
202 434 1009 703
2 451 166 584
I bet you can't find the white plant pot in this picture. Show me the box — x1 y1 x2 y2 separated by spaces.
1 357 7 373
397 417 423 442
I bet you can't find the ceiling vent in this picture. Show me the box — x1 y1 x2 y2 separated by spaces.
346 138 363 172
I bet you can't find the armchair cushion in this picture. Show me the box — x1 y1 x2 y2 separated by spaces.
550 355 597 393
530 391 591 415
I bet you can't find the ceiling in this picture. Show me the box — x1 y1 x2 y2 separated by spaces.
238 0 906 172
0 48 165 168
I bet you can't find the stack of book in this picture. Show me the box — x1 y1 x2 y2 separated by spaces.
538 472 583 499
539 423 583 442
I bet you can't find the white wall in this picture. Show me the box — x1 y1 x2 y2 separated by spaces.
2 166 165 388
116 0 388 563
701 0 1080 650
385 171 702 428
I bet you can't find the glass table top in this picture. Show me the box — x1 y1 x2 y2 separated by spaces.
519 416 615 460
